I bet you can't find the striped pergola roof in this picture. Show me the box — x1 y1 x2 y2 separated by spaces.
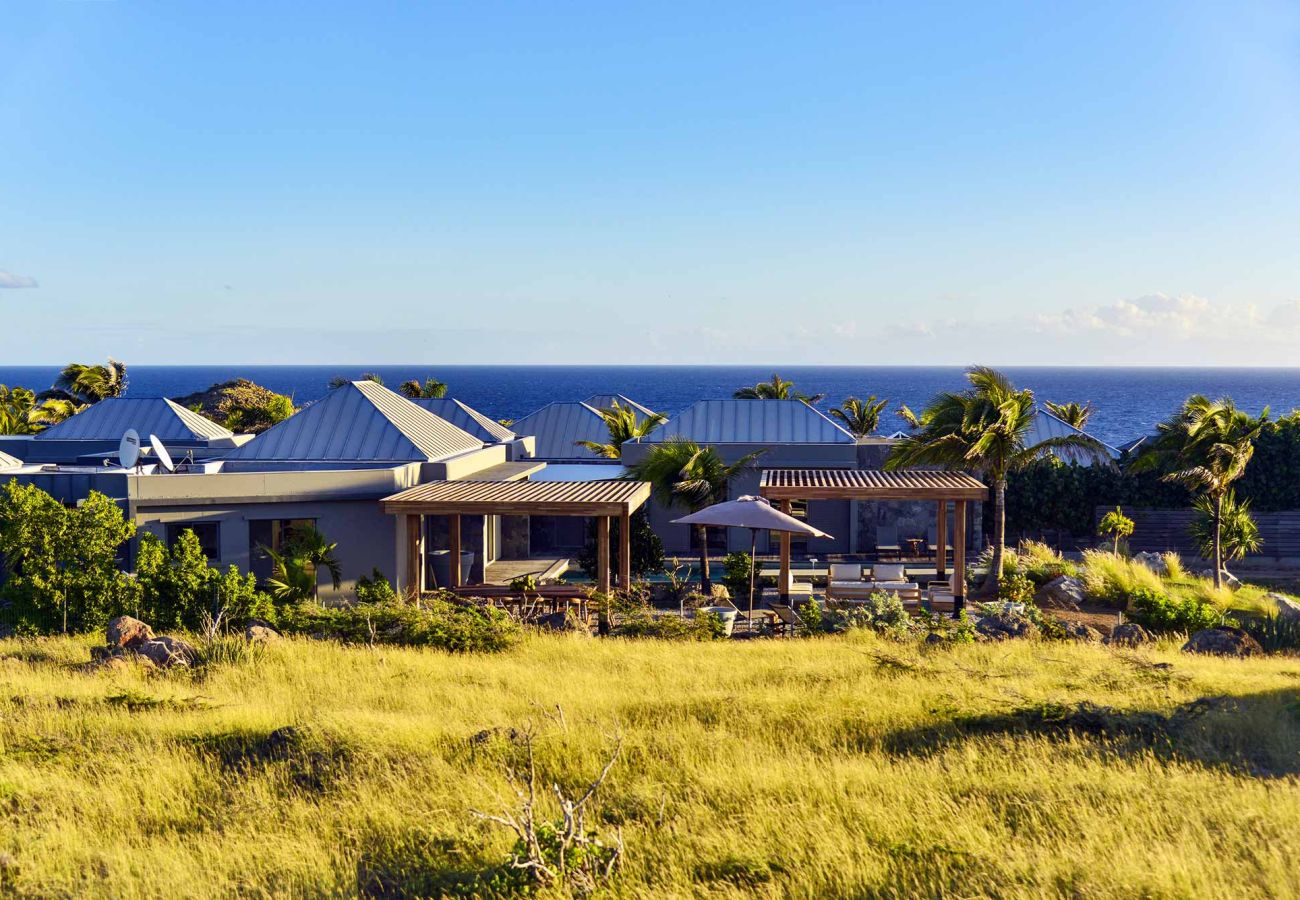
382 479 651 516
760 468 986 500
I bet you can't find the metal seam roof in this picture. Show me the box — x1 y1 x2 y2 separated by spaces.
382 478 651 514
646 399 854 444
409 398 516 443
582 394 657 418
223 381 483 462
509 401 612 460
0 449 21 468
32 397 234 442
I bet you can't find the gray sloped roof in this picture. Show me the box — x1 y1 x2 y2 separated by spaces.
409 398 516 443
509 401 612 460
0 449 21 468
647 399 855 444
223 381 483 463
582 394 657 419
1026 407 1120 464
33 397 233 442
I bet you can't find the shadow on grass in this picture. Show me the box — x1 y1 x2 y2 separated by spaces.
878 689 1300 777
356 829 523 899
191 724 353 792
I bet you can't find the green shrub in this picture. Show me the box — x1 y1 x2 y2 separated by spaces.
355 568 397 605
721 552 755 601
279 596 521 653
914 607 976 643
805 592 912 638
1080 550 1166 607
999 572 1036 604
1125 587 1223 634
612 601 725 641
1237 612 1300 654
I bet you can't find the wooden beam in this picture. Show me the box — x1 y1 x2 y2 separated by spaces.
953 500 967 616
618 510 631 589
404 514 422 594
448 514 462 587
759 487 986 502
597 516 611 594
779 499 792 602
936 500 947 578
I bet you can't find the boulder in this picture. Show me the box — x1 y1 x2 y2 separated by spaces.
975 611 1038 641
1061 621 1103 642
136 635 198 668
533 611 588 634
1268 593 1300 623
245 621 282 644
1104 622 1154 646
1131 552 1168 575
106 616 154 650
1182 626 1263 658
1035 576 1085 611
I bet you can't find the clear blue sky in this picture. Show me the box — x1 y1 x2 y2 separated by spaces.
3 1 1299 365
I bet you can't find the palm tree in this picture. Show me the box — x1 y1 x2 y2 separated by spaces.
263 524 343 602
1190 490 1261 574
733 373 824 404
398 377 448 399
896 405 921 430
575 401 667 459
1044 400 1095 430
829 395 889 438
884 366 1109 597
0 386 44 435
624 438 762 591
36 358 128 421
1130 396 1266 588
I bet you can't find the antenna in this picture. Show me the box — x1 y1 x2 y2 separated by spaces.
148 434 174 473
118 429 141 470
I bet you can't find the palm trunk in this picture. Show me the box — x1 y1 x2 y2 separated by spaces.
1213 493 1223 590
978 478 1007 597
697 524 711 592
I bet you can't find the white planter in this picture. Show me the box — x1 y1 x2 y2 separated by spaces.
698 606 738 636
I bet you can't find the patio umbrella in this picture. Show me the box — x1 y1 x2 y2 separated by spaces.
673 496 832 625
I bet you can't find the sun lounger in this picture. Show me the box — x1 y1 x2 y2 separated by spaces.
875 525 901 560
926 525 954 554
768 602 803 636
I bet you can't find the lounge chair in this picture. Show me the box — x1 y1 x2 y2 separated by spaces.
768 601 803 636
875 525 901 560
926 525 954 554
925 577 956 612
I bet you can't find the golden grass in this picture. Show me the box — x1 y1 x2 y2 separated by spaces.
0 633 1298 898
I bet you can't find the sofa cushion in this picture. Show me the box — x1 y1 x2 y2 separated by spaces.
830 563 862 582
872 563 906 581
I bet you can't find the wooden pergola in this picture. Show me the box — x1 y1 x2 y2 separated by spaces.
759 468 987 610
381 479 652 594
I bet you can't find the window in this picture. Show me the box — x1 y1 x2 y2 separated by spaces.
165 522 221 561
248 518 316 581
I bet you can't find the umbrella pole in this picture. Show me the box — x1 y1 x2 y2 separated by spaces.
748 528 757 631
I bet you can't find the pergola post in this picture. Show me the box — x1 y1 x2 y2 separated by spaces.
779 500 792 601
404 514 423 595
953 500 967 615
935 500 947 579
448 514 462 588
618 510 631 589
597 516 611 594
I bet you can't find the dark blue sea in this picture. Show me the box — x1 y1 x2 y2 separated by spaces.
2 365 1298 448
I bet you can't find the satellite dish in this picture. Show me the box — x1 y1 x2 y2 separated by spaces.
118 430 141 469
148 434 174 473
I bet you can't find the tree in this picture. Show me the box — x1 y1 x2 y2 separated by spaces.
1130 395 1266 588
0 483 137 633
1098 505 1134 554
136 529 271 629
733 373 824 404
896 405 921 430
623 438 761 591
575 401 667 459
398 377 449 399
328 373 383 389
172 379 295 433
828 395 889 438
263 524 342 603
579 508 665 580
1190 490 1260 570
0 385 43 435
1044 400 1095 430
35 358 128 423
884 367 1109 599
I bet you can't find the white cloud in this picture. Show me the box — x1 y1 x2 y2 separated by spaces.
1031 293 1269 338
0 271 37 289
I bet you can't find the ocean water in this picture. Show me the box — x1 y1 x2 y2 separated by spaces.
2 365 1298 448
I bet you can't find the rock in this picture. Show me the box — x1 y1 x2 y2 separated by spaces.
245 622 282 643
1268 593 1300 623
1035 576 1085 611
975 611 1038 641
1104 622 1154 646
1182 626 1263 658
81 655 132 674
1131 552 1168 575
533 611 588 633
924 632 947 645
106 616 154 650
1061 621 1103 642
136 636 197 668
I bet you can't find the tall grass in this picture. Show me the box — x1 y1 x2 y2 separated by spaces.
0 634 1297 897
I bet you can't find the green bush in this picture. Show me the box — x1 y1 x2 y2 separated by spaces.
804 592 912 638
279 596 521 653
612 601 725 641
998 572 1036 604
1125 587 1223 634
721 552 754 601
1237 612 1300 654
355 568 397 605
